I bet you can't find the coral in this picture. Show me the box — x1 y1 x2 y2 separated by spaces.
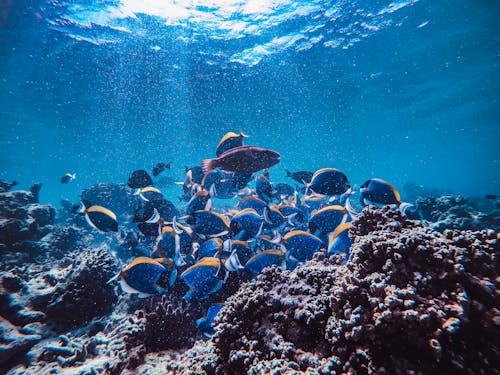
0 317 41 369
0 181 18 193
38 245 118 330
213 207 499 374
141 293 204 352
413 195 500 232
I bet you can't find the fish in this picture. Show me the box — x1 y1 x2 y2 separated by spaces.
255 174 273 203
196 238 223 259
245 250 285 275
360 178 413 214
238 196 268 216
202 146 280 174
284 170 313 185
229 208 264 241
216 131 248 157
307 168 350 196
108 257 170 297
152 162 172 177
327 222 352 257
134 186 163 202
187 210 230 238
180 257 225 300
77 200 118 233
223 240 252 271
196 303 224 338
308 205 349 234
61 173 76 184
273 182 296 200
485 194 498 200
186 190 212 216
128 169 153 189
282 230 322 262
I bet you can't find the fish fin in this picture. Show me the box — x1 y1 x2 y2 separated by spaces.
107 271 122 284
84 213 101 232
198 233 207 241
172 217 183 234
285 169 291 177
174 236 186 267
270 230 282 244
184 289 194 300
146 208 160 224
154 284 166 294
287 213 298 226
174 181 184 186
210 280 224 295
223 239 232 252
345 197 359 219
202 158 216 174
225 252 243 272
169 268 177 288
196 317 207 328
138 292 152 298
256 221 265 237
119 279 143 295
399 202 414 216
239 130 249 138
205 198 212 211
209 231 228 238
76 201 86 214
139 193 149 202
263 207 271 224
209 184 217 198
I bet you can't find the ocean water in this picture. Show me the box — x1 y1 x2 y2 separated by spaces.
0 0 499 205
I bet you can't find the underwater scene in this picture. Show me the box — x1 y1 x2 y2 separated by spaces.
0 0 499 374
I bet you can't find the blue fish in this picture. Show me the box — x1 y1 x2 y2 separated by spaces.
282 230 322 262
327 222 353 258
360 178 413 214
255 174 273 203
197 238 224 259
152 226 186 266
108 257 168 297
134 186 163 202
196 303 224 338
186 190 212 216
245 250 285 275
272 182 296 200
215 131 248 157
223 240 252 272
308 205 349 234
61 173 76 184
187 210 230 238
229 208 264 241
180 257 225 300
238 196 268 215
307 168 350 196
77 200 118 233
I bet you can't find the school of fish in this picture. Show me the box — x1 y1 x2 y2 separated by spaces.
70 131 413 337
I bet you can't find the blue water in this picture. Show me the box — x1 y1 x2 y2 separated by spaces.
0 0 499 206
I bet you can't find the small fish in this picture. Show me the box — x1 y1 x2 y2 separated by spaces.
308 205 349 234
229 208 264 241
485 194 498 200
196 303 224 338
202 146 280 174
307 168 350 196
108 257 170 297
128 169 153 189
61 173 76 184
255 174 273 203
77 200 118 232
272 182 296 200
238 196 268 216
360 178 413 214
327 222 352 257
216 131 248 157
223 240 253 271
152 162 172 177
245 250 285 275
187 210 230 238
186 190 212 216
284 170 313 185
197 238 223 259
282 230 322 262
134 186 163 202
180 257 225 300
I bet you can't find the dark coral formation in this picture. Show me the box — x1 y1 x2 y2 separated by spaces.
0 182 55 253
40 245 119 330
212 207 499 374
414 195 500 232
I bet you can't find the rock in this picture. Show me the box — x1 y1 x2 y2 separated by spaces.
0 317 41 368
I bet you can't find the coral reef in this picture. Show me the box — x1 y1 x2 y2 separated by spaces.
413 195 500 232
212 207 499 374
